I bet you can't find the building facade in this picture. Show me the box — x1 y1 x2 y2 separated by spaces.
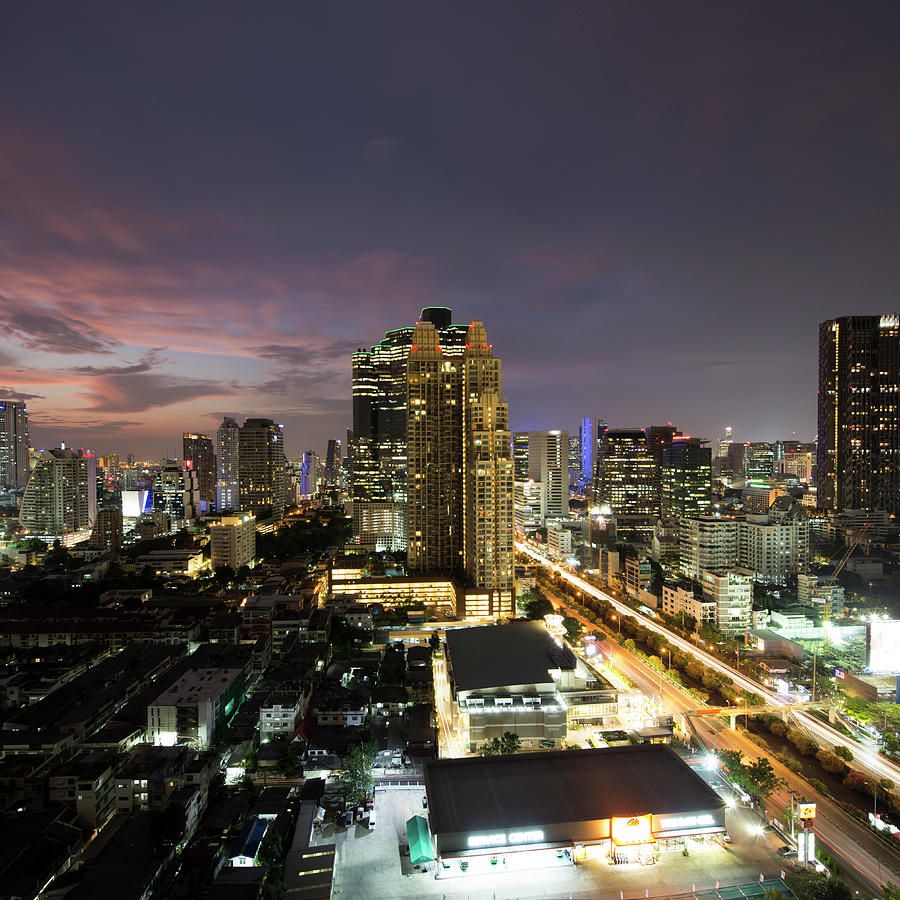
238 418 286 521
659 438 711 519
216 417 241 511
595 430 658 534
818 315 900 515
183 432 216 511
19 448 97 535
210 513 256 571
0 399 30 493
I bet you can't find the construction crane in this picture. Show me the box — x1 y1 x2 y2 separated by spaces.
821 523 868 620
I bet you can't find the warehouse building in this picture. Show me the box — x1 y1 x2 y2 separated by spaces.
423 745 726 877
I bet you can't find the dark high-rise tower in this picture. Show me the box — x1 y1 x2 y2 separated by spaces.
660 437 712 518
183 432 216 510
216 417 240 511
0 400 30 492
818 315 900 514
349 307 466 549
239 418 286 521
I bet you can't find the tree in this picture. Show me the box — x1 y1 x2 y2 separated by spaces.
563 617 582 642
719 751 783 801
340 742 376 805
522 591 555 620
429 630 441 652
276 743 303 778
499 731 521 754
832 745 853 762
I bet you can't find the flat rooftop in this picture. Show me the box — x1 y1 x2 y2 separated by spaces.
445 621 576 692
425 745 725 834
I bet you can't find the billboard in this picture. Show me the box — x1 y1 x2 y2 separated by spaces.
122 490 152 518
867 620 900 674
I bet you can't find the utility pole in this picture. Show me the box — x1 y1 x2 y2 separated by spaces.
811 650 817 703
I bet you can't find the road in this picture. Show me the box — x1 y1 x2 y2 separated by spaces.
517 540 900 787
523 547 900 893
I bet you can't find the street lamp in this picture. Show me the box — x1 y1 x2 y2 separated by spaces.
612 614 620 639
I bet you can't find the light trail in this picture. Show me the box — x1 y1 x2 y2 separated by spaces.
517 540 900 786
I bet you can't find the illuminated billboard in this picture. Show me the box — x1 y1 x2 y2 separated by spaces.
122 490 152 518
867 620 900 674
611 815 652 846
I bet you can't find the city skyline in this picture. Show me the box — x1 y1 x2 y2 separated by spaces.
4 4 900 455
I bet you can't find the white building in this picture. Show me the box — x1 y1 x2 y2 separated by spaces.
700 570 753 635
210 513 256 571
259 690 307 741
547 524 573 559
19 448 97 535
679 517 739 579
513 430 569 526
738 498 808 584
148 668 244 749
660 583 716 627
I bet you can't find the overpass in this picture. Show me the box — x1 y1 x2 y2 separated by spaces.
685 700 836 731
516 539 900 786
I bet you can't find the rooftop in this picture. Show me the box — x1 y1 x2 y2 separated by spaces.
445 621 576 692
425 745 725 834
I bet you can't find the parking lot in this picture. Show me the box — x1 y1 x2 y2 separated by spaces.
311 787 792 900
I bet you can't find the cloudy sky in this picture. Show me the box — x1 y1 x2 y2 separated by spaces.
2 2 899 458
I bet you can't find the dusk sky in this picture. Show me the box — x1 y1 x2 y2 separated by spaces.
3 2 900 458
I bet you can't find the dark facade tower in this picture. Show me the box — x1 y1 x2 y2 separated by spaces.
238 418 286 521
349 308 466 549
818 316 900 514
0 400 30 492
660 438 712 518
183 432 216 511
216 417 240 511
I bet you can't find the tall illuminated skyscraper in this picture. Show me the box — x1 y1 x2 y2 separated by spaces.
216 417 240 511
239 418 286 521
660 437 712 518
350 307 466 549
595 429 658 535
0 399 30 492
20 448 97 535
818 315 900 514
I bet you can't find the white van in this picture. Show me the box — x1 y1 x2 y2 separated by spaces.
367 808 376 830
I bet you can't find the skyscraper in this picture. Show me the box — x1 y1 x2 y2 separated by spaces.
595 429 658 535
183 432 216 511
216 417 240 511
239 418 286 521
405 319 513 608
350 307 467 550
512 430 569 524
461 321 514 601
299 450 318 500
20 448 97 535
818 315 900 514
324 439 342 489
579 417 607 489
660 437 712 518
0 400 30 492
154 459 201 526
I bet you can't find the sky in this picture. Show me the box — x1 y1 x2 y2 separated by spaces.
2 2 900 459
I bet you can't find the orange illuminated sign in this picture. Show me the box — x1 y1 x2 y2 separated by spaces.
611 815 652 846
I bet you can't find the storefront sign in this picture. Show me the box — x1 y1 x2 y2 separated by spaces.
657 814 715 832
467 829 544 849
797 803 816 820
611 815 652 845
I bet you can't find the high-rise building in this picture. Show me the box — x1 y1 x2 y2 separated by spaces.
238 418 286 521
404 319 513 611
512 430 569 524
350 307 467 550
660 438 712 519
744 443 775 481
739 496 809 584
678 516 739 580
717 426 733 458
0 400 30 492
20 448 97 535
324 439 342 488
183 433 216 511
568 433 581 489
209 513 256 571
91 507 123 552
154 459 201 527
216 417 240 511
299 450 318 500
579 417 607 489
595 430 658 534
818 315 900 515
460 321 514 602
